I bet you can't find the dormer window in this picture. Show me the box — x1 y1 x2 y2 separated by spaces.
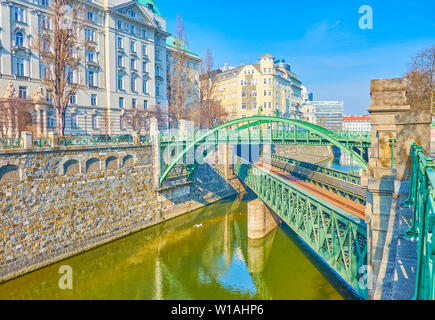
146 4 154 12
128 10 136 18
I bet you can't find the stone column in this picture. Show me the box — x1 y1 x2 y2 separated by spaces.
247 199 278 240
364 78 431 299
21 131 32 149
150 118 161 189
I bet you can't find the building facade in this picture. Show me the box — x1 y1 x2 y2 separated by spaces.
212 54 304 120
0 0 170 137
301 101 344 131
342 115 372 132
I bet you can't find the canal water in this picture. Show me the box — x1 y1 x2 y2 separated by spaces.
0 194 356 300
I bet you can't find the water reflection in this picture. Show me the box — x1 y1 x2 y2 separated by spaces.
0 196 344 300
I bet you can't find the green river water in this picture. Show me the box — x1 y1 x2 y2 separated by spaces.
0 195 352 300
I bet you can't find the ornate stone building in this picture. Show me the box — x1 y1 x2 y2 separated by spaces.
0 0 169 136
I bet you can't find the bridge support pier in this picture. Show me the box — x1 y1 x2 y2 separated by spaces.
363 78 431 300
247 199 278 240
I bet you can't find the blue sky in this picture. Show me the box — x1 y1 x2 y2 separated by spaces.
157 0 435 114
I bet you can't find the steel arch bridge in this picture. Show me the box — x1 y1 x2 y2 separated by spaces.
159 116 370 187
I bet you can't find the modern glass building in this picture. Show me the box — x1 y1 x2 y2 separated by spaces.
302 101 344 131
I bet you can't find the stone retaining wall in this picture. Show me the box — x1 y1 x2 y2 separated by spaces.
0 144 241 283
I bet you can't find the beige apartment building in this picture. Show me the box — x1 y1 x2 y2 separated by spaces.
212 54 304 121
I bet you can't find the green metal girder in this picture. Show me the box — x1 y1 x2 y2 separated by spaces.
159 116 369 186
234 155 368 299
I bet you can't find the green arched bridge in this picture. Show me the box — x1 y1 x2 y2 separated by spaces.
158 116 371 187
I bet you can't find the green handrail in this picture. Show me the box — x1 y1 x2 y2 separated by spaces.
405 143 435 300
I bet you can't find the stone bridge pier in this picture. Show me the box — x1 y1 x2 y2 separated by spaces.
363 78 431 300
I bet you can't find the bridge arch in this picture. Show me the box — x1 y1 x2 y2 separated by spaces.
159 116 368 186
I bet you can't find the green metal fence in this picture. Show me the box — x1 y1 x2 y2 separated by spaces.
405 143 435 300
0 137 21 149
234 155 368 299
263 153 361 184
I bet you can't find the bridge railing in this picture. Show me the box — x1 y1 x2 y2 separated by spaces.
405 143 435 300
234 155 368 299
262 152 361 184
0 137 22 149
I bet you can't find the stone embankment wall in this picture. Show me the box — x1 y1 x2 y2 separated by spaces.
0 144 241 283
274 145 333 164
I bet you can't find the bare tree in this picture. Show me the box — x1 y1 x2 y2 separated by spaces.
167 14 197 129
194 49 227 129
33 0 85 136
405 46 435 111
0 98 34 137
122 104 166 135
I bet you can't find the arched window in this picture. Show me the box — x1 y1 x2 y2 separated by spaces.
64 160 80 176
105 156 118 170
15 31 24 46
86 158 100 173
122 155 133 168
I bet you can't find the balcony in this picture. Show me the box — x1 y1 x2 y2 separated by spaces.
14 75 30 81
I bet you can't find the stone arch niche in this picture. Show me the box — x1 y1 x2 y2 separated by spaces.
63 160 80 176
0 165 20 184
122 155 134 168
86 158 101 173
105 156 118 170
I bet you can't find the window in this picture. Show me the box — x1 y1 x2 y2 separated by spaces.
16 58 25 76
91 94 97 106
47 112 55 128
70 94 76 104
156 65 160 77
156 50 160 61
118 75 124 90
41 15 51 29
131 77 136 92
242 103 246 109
92 114 98 129
117 55 123 67
87 70 95 86
143 79 148 94
14 7 26 23
130 40 136 53
71 113 78 129
144 100 148 109
132 98 136 108
85 28 96 42
156 83 160 96
120 117 126 130
242 91 246 97
130 25 135 34
142 30 147 38
87 11 94 22
119 97 124 108
117 20 122 30
130 58 136 70
142 44 147 56
87 50 95 62
142 61 148 73
128 10 136 18
18 86 27 99
15 31 24 46
41 0 49 5
117 37 123 49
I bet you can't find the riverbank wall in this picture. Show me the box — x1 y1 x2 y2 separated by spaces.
0 143 242 283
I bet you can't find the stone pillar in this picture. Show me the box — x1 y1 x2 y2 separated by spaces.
150 118 161 189
48 132 59 147
21 131 32 149
364 78 431 299
247 199 278 240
